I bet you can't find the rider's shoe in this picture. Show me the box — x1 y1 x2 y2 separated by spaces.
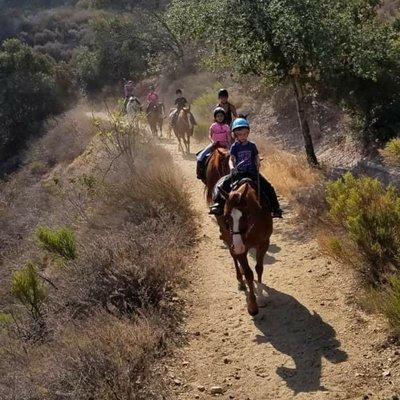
272 208 283 218
209 203 223 216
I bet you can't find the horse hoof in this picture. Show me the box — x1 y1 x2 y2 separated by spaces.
248 306 259 316
238 281 246 291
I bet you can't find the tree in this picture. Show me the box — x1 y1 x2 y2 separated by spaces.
167 0 398 165
0 39 70 165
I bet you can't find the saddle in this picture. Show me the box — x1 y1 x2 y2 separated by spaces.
230 177 255 191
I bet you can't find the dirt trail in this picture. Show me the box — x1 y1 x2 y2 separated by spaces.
160 139 400 400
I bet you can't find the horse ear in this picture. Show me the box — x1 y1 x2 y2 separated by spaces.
231 192 242 206
242 183 249 199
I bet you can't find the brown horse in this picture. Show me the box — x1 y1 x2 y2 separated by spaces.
218 181 273 316
172 107 194 154
147 102 165 138
204 146 230 203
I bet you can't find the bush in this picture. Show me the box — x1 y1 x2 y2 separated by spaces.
380 138 400 166
326 172 400 284
0 39 72 165
12 262 47 320
365 275 400 334
36 226 77 260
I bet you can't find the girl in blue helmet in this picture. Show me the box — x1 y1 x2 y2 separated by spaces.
209 117 283 218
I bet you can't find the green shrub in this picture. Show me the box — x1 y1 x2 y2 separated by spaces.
326 172 400 283
12 262 47 320
381 138 400 166
36 226 77 260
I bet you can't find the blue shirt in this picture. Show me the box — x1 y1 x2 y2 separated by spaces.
230 140 259 174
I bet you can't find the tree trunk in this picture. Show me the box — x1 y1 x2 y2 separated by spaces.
291 76 319 167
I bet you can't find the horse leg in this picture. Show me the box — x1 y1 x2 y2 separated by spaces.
234 257 246 291
237 253 258 316
255 240 269 284
184 134 190 154
159 121 163 138
148 123 154 137
177 136 184 153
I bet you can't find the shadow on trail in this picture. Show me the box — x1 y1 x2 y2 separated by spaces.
253 286 348 395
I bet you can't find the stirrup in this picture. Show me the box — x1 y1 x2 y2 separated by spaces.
209 204 223 216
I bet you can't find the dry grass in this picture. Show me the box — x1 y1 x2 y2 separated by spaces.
26 107 95 168
259 140 326 222
0 313 169 400
0 107 196 399
261 142 322 199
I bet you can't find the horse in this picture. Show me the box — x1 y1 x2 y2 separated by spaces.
171 107 194 154
126 96 142 118
204 145 230 203
147 102 165 138
218 181 273 316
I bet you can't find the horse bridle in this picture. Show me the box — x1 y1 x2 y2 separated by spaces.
228 218 255 238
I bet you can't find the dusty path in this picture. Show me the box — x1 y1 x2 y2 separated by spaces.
161 138 400 400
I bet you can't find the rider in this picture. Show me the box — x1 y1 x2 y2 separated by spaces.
146 85 159 113
175 88 188 110
172 88 196 127
217 89 238 127
124 80 135 110
196 107 231 181
209 117 283 218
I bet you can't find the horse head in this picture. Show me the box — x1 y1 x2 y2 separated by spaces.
223 183 258 255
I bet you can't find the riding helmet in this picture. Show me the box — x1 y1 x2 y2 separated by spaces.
213 106 226 117
232 117 250 131
218 88 229 98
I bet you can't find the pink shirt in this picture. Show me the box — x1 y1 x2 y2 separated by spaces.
209 122 231 148
147 91 159 103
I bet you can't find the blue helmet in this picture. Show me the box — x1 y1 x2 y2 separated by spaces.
232 117 250 131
